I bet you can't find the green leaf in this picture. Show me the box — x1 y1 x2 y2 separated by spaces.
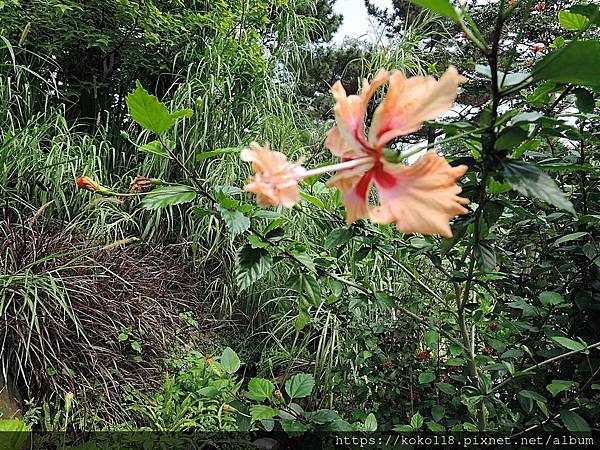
551 336 585 351
236 245 272 290
285 373 315 399
280 419 308 434
431 405 445 422
170 108 193 120
364 413 378 432
560 410 591 433
552 231 588 247
289 249 316 272
294 309 311 332
503 160 575 214
426 421 445 432
126 81 174 134
300 191 326 209
197 386 221 398
130 341 141 353
324 228 352 249
558 10 589 30
216 205 250 238
0 419 30 450
436 382 456 395
246 378 275 401
309 409 340 424
496 127 528 150
474 242 496 272
139 185 196 210
406 0 459 21
291 273 321 306
475 64 531 89
546 380 578 397
138 140 171 158
196 147 240 163
533 40 600 87
519 390 546 402
220 347 241 374
419 372 436 384
424 330 439 349
539 291 565 306
410 412 424 430
250 405 278 422
574 88 595 113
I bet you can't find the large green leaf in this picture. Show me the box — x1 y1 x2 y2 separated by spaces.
324 228 352 249
546 380 578 397
236 245 272 290
246 378 275 401
139 185 197 210
533 40 600 87
407 0 459 21
138 140 171 158
126 80 192 134
285 373 315 399
560 410 591 433
551 336 585 351
474 242 496 272
502 160 575 214
250 405 278 422
220 347 240 374
291 272 321 306
216 205 250 238
559 10 590 30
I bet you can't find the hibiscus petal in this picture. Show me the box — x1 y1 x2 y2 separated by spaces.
370 151 469 237
325 127 368 160
331 69 389 153
369 66 466 148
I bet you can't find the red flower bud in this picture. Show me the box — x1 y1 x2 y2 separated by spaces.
383 359 394 368
488 323 498 331
76 176 101 192
482 347 492 356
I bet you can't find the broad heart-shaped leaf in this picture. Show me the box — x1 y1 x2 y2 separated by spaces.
0 419 30 450
246 377 275 401
559 10 590 30
285 373 315 399
138 140 171 158
551 336 585 351
533 40 600 88
126 81 193 134
236 245 272 290
139 185 196 210
407 0 459 21
290 272 321 306
502 160 575 215
560 410 591 433
431 405 445 422
546 380 579 397
216 204 250 238
250 405 278 423
220 347 240 374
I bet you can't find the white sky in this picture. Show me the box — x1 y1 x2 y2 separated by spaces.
333 0 393 44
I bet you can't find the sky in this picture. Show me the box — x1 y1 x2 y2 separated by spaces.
332 0 393 44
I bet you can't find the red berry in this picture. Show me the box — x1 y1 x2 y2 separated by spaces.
488 323 498 331
416 351 431 362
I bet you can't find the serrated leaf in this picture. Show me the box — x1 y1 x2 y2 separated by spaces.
503 160 575 214
426 421 445 432
424 330 439 349
216 205 250 237
220 347 240 374
246 378 275 401
324 228 352 249
410 412 424 430
533 40 600 87
289 249 316 272
285 373 315 399
250 405 278 422
309 409 340 424
138 140 171 158
170 108 193 120
236 245 272 290
139 186 196 210
291 273 321 306
559 10 589 30
560 410 591 433
496 127 528 150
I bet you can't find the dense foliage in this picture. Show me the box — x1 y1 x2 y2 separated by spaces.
1 0 599 446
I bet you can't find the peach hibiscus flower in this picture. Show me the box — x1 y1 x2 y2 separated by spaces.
326 67 470 237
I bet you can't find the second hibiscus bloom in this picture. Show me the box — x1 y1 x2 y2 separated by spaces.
242 67 470 237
